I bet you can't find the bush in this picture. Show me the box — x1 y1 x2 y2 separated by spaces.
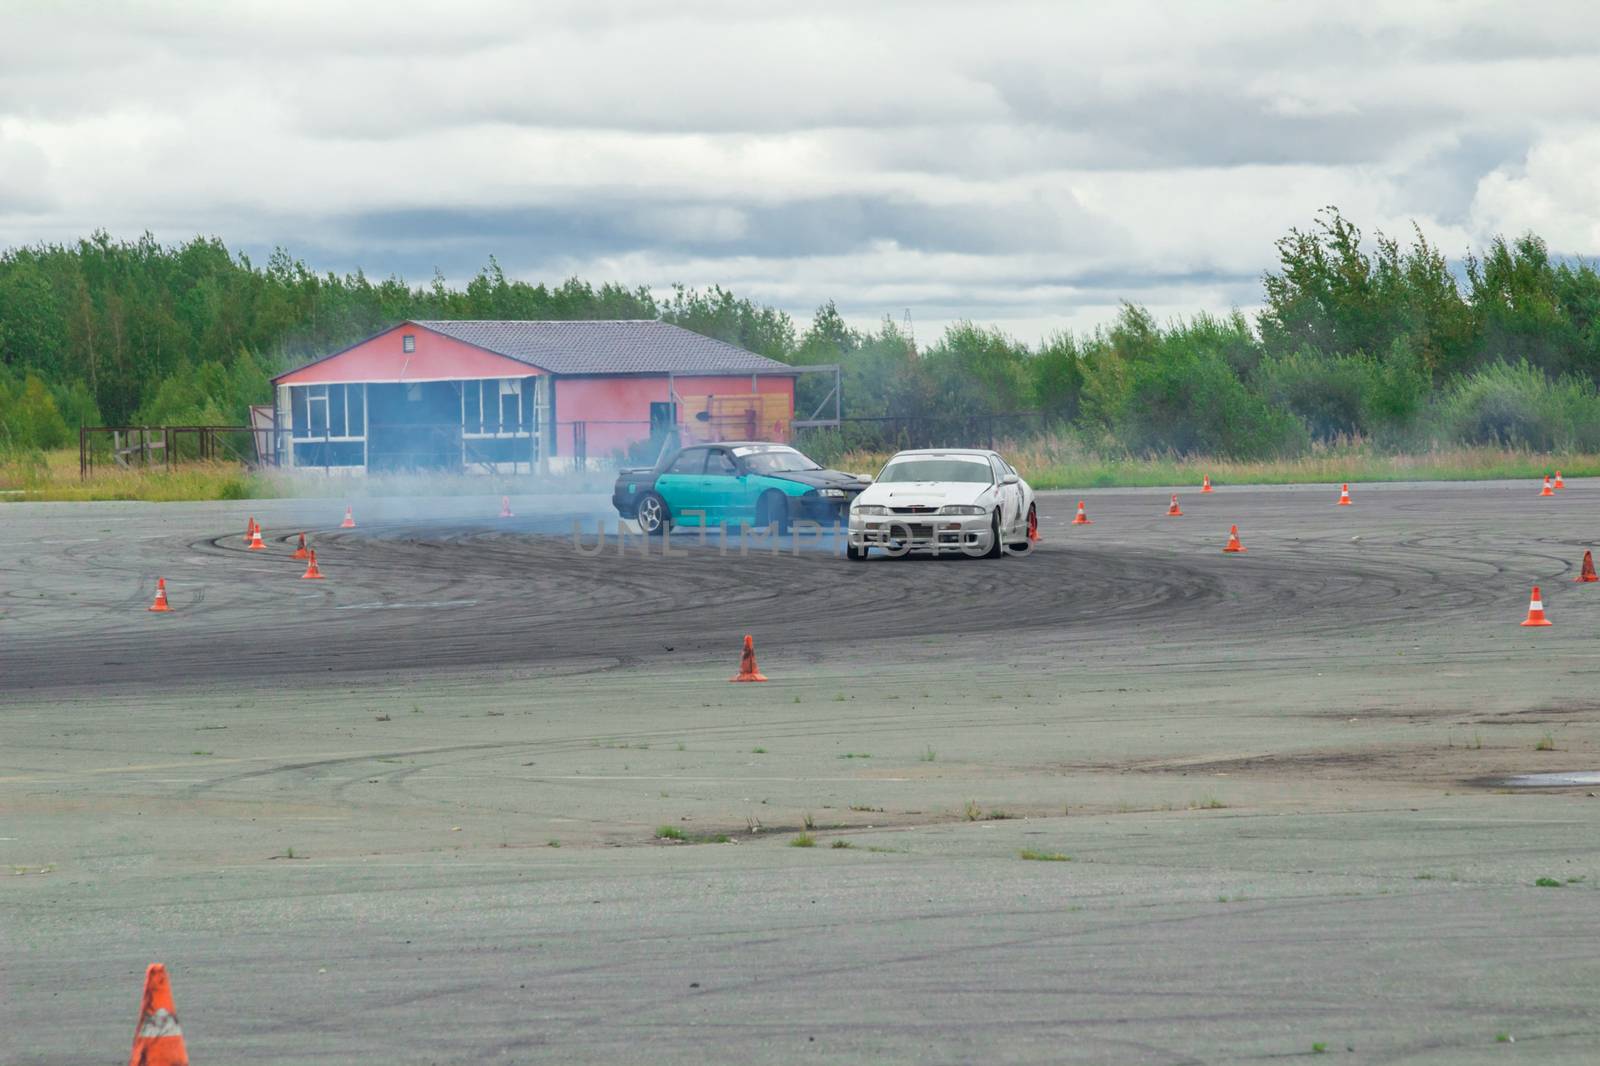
1118 349 1309 459
1257 348 1379 441
1432 361 1600 450
0 373 71 451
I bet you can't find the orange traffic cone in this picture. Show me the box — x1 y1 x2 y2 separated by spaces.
1071 500 1091 525
147 578 172 613
1576 550 1597 583
248 525 266 551
301 549 325 580
1520 585 1552 627
1337 483 1352 506
1223 524 1246 553
341 505 356 528
1027 507 1041 542
244 517 256 545
1201 474 1213 493
499 495 513 519
1540 476 1554 497
128 963 188 1066
729 635 767 682
291 533 309 560
1166 494 1183 516
1554 471 1565 489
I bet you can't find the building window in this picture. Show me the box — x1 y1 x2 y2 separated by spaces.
403 334 416 353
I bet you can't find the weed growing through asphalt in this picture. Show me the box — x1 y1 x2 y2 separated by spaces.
864 845 903 854
655 826 686 841
191 750 211 756
1495 1033 1512 1043
751 746 766 754
791 833 816 848
676 742 685 751
1414 873 1435 880
1534 877 1562 887
838 752 871 759
1193 796 1227 809
831 840 853 849
547 840 560 848
803 812 816 830
1312 1043 1327 1054
832 693 847 702
986 809 1017 820
1535 732 1555 751
1020 850 1070 862
849 804 883 812
964 799 981 821
919 746 937 762
1470 733 1482 750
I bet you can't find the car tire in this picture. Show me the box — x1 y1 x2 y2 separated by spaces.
636 491 671 536
984 509 1003 558
846 542 866 561
757 491 790 534
1009 504 1036 553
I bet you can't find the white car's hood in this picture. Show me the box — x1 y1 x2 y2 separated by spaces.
855 482 992 509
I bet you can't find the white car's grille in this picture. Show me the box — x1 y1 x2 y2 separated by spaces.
890 505 940 514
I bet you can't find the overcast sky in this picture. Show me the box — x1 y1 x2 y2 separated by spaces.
3 0 1598 343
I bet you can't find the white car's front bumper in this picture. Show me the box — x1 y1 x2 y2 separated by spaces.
848 512 994 554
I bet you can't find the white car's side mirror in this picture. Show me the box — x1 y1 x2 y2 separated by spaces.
1002 473 1019 485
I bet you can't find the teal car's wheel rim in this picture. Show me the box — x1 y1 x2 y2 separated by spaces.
639 496 664 532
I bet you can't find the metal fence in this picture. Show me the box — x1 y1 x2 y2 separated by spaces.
79 412 1054 478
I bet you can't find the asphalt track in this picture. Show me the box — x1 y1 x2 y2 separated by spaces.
4 481 1600 1063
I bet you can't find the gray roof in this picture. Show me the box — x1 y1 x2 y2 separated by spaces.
413 319 796 376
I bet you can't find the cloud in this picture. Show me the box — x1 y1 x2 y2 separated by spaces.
1 0 1598 343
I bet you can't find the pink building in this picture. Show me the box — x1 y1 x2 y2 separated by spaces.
270 320 799 473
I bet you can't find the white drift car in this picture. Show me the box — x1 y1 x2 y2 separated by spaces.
846 448 1037 560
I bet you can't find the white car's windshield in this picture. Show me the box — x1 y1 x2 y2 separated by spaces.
878 458 993 484
739 448 820 475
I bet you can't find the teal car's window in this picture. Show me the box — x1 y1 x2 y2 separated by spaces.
667 449 706 474
741 448 820 475
707 450 738 475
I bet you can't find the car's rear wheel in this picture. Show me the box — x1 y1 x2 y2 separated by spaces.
756 491 790 533
984 509 1003 558
637 492 671 535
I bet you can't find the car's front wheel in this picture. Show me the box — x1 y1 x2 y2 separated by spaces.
636 492 671 535
984 509 1004 558
846 542 866 561
756 491 790 533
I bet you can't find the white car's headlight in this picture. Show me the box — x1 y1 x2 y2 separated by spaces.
939 505 985 515
819 488 846 498
853 504 889 515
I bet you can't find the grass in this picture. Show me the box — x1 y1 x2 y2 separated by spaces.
547 839 560 848
838 752 871 759
1312 1042 1327 1054
654 826 686 841
802 811 816 830
1019 849 1071 862
827 439 1600 492
9 441 1600 503
1535 732 1556 751
790 833 816 848
963 799 981 821
918 746 937 762
1496 1032 1512 1043
1534 877 1563 887
751 746 767 754
831 840 853 849
1192 796 1228 810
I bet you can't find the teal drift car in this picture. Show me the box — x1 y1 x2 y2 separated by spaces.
612 442 871 533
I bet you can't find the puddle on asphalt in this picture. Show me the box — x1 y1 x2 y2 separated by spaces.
1500 771 1600 788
